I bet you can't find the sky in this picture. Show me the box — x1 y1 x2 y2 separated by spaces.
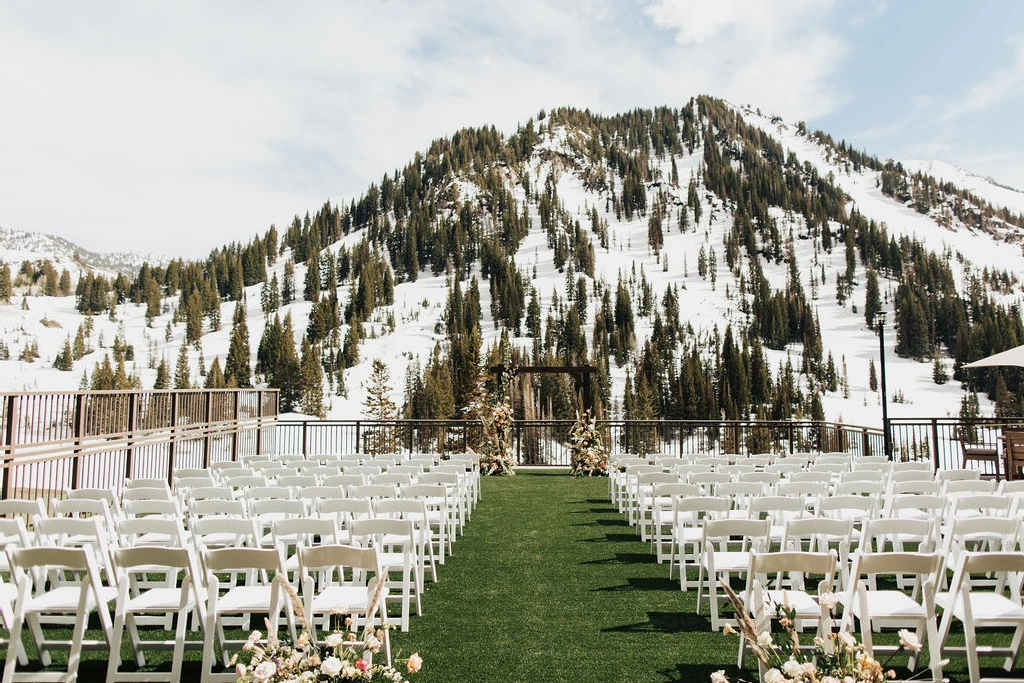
1 0 1022 259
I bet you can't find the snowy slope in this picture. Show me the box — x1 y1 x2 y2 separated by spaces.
903 160 1024 216
0 102 1018 431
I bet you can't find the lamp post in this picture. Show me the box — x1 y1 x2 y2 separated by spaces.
874 311 892 459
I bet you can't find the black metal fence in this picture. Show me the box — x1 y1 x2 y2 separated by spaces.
269 417 1023 473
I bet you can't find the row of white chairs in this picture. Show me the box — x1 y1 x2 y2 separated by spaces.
1 539 397 683
726 546 1024 683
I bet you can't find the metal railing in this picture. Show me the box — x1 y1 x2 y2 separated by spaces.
269 418 881 465
3 391 1021 500
270 417 1024 472
0 389 279 499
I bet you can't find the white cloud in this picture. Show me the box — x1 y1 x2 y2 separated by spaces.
940 37 1024 122
0 1 851 257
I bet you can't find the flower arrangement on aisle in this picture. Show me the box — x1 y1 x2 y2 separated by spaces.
477 397 515 476
567 410 608 477
711 579 937 683
233 576 421 682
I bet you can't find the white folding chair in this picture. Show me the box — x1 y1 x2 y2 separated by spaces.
401 483 453 564
374 498 437 583
936 551 1024 683
737 550 837 670
298 543 390 663
350 518 420 631
697 517 771 630
840 551 944 680
106 546 203 682
200 547 290 680
3 545 116 682
669 496 731 589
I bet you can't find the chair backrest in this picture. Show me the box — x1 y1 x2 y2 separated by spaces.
271 517 338 554
350 517 416 546
850 551 941 580
323 474 367 488
121 486 173 503
203 546 283 574
122 498 179 518
279 475 320 490
117 516 189 547
703 518 771 543
861 517 934 553
244 486 291 502
748 550 836 583
0 498 47 524
748 496 804 520
787 471 831 484
936 468 980 482
889 479 940 495
189 498 246 519
350 484 399 501
943 479 996 496
652 482 700 499
942 516 1020 555
191 517 259 550
184 486 235 502
948 494 1013 518
890 460 933 473
834 480 884 497
783 517 853 551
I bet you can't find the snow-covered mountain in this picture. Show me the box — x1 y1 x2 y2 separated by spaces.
0 226 168 278
2 98 1022 431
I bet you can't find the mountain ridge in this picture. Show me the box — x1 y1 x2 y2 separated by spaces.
1 97 1021 436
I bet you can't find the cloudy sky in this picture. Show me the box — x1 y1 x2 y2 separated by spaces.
2 1 1022 258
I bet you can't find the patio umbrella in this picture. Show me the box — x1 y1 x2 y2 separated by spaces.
962 344 1024 369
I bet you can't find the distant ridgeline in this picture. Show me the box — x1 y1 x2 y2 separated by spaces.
4 96 1024 421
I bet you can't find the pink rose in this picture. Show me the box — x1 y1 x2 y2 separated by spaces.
407 652 423 673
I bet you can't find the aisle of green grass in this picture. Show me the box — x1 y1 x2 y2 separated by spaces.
390 470 729 682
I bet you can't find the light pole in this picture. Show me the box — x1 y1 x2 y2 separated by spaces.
874 311 892 459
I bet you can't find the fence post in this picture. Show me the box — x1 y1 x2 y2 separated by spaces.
302 420 309 458
861 428 870 457
255 391 264 455
930 419 941 472
72 393 85 489
2 395 18 500
203 391 213 465
170 393 180 481
232 391 241 462
124 393 139 481
408 421 414 455
355 421 361 454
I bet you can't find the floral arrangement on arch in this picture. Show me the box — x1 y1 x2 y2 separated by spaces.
712 580 935 683
567 410 608 477
477 398 515 476
233 576 421 682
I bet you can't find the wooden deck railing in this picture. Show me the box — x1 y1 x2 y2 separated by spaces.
0 389 278 499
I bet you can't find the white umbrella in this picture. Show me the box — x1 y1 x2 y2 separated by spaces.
962 344 1024 369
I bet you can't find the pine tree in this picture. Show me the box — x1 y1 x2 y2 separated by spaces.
362 359 400 454
174 344 191 389
932 357 948 385
281 259 296 304
54 338 73 371
224 301 251 387
864 268 881 329
274 314 302 412
868 359 878 393
154 356 171 389
299 339 326 418
205 357 226 388
0 262 11 303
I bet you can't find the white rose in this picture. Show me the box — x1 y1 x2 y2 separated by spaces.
252 661 277 683
763 669 786 683
711 670 729 683
821 677 840 683
324 632 344 648
817 592 838 610
321 656 343 677
783 659 803 677
898 628 922 653
757 631 774 648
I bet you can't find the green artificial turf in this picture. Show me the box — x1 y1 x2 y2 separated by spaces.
2 469 1009 681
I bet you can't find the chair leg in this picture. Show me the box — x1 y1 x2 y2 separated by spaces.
2 613 24 683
